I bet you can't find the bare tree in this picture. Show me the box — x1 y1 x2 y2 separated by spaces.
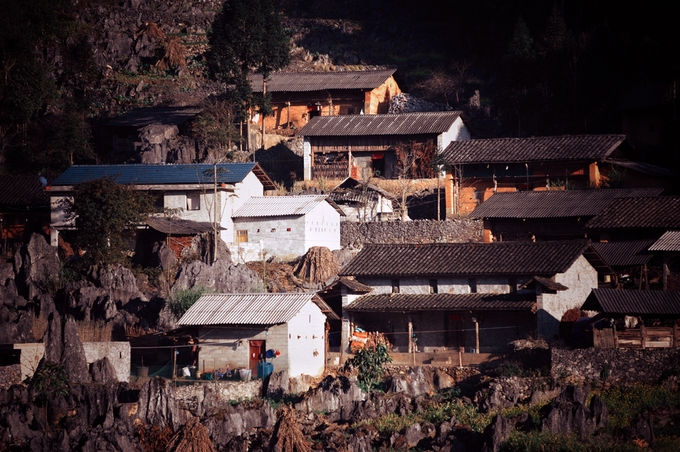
393 141 438 220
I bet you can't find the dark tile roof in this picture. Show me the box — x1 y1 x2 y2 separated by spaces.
520 276 569 291
591 240 655 266
329 177 396 205
340 241 591 277
106 106 202 128
50 163 276 190
441 134 625 164
345 292 536 312
338 277 374 293
649 231 680 252
145 217 215 235
582 288 680 315
297 111 464 137
0 176 50 207
585 197 680 230
249 69 396 92
470 188 663 219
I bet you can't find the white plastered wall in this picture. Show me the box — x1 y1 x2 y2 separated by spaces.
437 117 471 150
303 202 342 251
286 301 327 377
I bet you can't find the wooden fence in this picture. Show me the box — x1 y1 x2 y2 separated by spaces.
594 325 680 349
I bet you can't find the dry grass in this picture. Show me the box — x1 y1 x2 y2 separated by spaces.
157 36 186 70
293 177 440 195
77 320 112 342
137 21 165 40
165 417 216 452
269 406 312 452
293 246 338 283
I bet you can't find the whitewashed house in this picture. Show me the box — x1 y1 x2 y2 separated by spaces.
177 293 339 378
230 195 344 263
328 177 397 222
48 163 276 247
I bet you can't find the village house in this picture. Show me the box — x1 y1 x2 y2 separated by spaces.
298 111 471 180
48 163 276 252
327 177 397 222
177 293 339 378
469 188 663 242
249 69 401 132
0 175 51 258
230 195 344 263
441 134 673 217
648 231 680 290
590 240 655 288
338 241 608 353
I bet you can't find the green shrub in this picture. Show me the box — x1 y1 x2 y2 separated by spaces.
346 343 392 392
168 286 207 318
600 383 680 430
495 361 524 377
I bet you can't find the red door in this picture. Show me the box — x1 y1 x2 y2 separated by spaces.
249 340 266 373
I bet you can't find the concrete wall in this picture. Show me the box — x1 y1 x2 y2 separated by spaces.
232 215 307 262
286 301 327 377
303 201 342 251
538 255 598 339
437 117 471 150
14 342 131 382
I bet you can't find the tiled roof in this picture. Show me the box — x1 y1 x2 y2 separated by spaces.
297 111 464 136
106 106 202 127
470 189 662 219
249 69 396 92
520 276 569 291
340 241 591 277
177 293 338 326
145 217 215 235
0 176 50 207
345 292 536 312
441 134 625 164
585 197 680 230
50 163 276 190
591 240 655 266
649 231 680 252
232 195 344 217
582 288 680 315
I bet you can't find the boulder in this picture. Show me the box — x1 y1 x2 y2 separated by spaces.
482 415 511 452
295 375 365 421
137 377 181 431
42 313 90 384
90 357 118 383
15 234 59 302
172 258 262 294
403 423 425 448
386 367 435 397
540 385 607 439
98 265 146 306
267 369 290 399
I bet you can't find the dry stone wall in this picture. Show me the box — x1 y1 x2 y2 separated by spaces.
341 219 483 247
551 347 680 385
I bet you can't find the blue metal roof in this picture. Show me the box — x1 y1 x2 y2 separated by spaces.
51 163 262 187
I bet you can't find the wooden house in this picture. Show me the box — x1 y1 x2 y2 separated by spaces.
328 177 397 222
177 293 339 378
469 188 663 242
591 240 655 288
230 195 344 262
649 231 680 290
338 241 609 353
581 288 680 349
0 176 50 257
249 69 401 132
440 134 674 217
298 111 470 180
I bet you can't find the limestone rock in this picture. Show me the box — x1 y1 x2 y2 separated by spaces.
98 265 146 306
90 357 119 384
172 259 262 294
15 234 59 302
386 367 435 398
482 415 511 452
137 377 181 431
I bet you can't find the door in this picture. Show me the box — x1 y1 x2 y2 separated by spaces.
249 340 266 373
446 313 465 349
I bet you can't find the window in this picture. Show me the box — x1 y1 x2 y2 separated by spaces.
469 278 477 293
236 230 248 243
186 193 200 210
391 279 400 294
429 279 438 294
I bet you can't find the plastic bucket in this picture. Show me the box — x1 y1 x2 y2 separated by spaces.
257 362 274 379
181 366 191 377
239 369 252 381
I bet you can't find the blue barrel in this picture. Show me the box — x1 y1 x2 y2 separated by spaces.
257 361 274 379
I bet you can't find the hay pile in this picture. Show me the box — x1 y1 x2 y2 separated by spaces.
293 246 338 283
165 417 216 452
268 406 312 452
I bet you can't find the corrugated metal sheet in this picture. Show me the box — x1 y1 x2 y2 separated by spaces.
591 240 655 266
340 241 591 277
106 106 201 127
649 231 680 251
51 163 275 189
582 288 680 315
0 176 50 206
345 293 535 312
585 197 680 229
249 69 396 92
297 111 463 137
470 189 663 219
145 217 215 235
233 195 344 217
178 293 325 325
441 135 625 164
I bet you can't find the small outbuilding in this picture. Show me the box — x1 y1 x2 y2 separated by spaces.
177 293 339 378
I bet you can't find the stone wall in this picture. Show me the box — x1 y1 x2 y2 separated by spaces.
551 347 680 385
341 219 483 247
175 380 264 409
0 365 21 389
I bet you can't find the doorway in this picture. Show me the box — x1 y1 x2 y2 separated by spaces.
249 340 266 373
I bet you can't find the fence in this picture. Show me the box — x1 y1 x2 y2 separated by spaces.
593 325 680 349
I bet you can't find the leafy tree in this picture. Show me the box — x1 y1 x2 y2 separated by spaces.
347 343 392 392
206 0 290 148
68 177 152 268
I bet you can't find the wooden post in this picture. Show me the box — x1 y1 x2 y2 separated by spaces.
475 321 479 354
286 102 291 128
172 346 176 380
641 325 647 349
458 350 463 369
663 254 669 290
261 77 267 152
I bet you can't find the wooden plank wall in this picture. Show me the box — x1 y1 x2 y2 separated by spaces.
594 325 680 349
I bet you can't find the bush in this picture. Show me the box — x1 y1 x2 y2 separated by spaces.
346 343 392 392
168 286 208 319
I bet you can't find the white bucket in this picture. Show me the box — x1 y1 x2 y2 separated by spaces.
239 369 252 381
181 366 191 377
